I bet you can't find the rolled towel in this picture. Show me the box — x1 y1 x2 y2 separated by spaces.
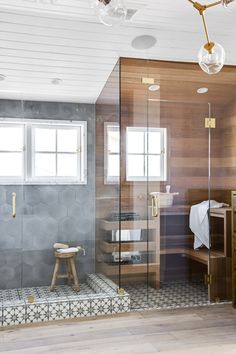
57 247 79 254
53 243 69 249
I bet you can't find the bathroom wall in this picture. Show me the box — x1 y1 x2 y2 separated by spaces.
218 100 236 189
0 100 95 289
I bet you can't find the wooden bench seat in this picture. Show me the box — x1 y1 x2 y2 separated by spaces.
161 247 224 265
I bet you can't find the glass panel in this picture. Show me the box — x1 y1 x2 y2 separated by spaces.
148 131 161 154
147 155 161 177
95 60 121 290
57 129 77 152
35 128 56 152
0 152 23 176
108 154 119 178
0 121 24 292
57 154 77 176
119 58 149 309
127 155 144 177
209 102 232 303
127 130 144 153
108 129 119 153
0 126 23 151
35 153 56 176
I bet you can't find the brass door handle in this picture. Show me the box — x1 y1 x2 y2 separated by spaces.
151 195 158 218
12 192 16 218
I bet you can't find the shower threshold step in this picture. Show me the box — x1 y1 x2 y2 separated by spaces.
0 274 130 327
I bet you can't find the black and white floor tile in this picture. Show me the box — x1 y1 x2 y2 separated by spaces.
0 274 130 327
124 280 224 310
1 277 228 327
0 283 95 304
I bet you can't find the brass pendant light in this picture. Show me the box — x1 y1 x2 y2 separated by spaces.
188 0 235 74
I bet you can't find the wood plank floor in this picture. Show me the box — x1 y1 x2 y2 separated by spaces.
1 305 236 354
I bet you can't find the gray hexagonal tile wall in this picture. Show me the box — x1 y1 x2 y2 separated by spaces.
0 101 95 288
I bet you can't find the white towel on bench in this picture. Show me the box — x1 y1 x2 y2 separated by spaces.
57 247 79 254
189 200 228 249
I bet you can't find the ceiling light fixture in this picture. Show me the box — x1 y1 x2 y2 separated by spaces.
149 84 160 92
51 78 63 85
131 35 157 50
89 0 127 27
188 0 235 74
197 87 209 94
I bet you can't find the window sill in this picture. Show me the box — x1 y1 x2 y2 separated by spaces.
0 180 87 186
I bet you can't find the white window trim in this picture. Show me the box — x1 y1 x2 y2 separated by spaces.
0 118 87 185
0 121 26 184
126 126 167 182
104 122 119 184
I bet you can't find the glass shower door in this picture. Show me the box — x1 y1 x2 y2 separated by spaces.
208 103 232 303
0 120 24 292
146 60 210 309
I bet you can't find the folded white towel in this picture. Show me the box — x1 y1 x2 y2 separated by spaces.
57 247 79 254
189 200 229 249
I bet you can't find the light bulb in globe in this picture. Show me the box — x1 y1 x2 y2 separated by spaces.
92 0 127 26
198 42 226 75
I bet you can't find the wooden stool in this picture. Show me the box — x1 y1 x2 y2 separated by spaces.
50 252 80 292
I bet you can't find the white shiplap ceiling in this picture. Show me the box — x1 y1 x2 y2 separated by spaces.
0 0 235 103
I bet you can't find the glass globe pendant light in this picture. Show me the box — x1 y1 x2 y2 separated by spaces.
89 0 127 27
187 0 229 74
198 42 225 75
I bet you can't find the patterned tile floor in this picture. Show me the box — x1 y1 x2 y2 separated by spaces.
0 280 228 311
124 280 212 310
0 283 96 304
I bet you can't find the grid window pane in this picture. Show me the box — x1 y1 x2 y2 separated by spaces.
35 153 56 176
108 129 119 154
57 129 78 153
0 126 23 151
108 155 119 177
0 153 23 176
148 131 161 154
57 154 77 177
127 131 144 154
127 155 145 177
147 155 161 177
35 128 56 152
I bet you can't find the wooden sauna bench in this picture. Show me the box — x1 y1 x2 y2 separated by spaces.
160 205 232 259
160 205 232 301
160 247 224 265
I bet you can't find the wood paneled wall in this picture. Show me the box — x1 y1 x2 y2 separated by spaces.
120 58 224 208
218 100 236 189
95 57 236 285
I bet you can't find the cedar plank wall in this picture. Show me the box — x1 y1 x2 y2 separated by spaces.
95 57 235 284
120 58 223 208
218 100 236 189
120 58 223 282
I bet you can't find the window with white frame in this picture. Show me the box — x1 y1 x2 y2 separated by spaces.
0 124 25 180
126 127 167 181
104 123 167 183
0 120 87 184
104 123 120 183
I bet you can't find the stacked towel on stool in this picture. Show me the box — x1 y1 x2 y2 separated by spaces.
57 247 79 254
53 243 86 256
